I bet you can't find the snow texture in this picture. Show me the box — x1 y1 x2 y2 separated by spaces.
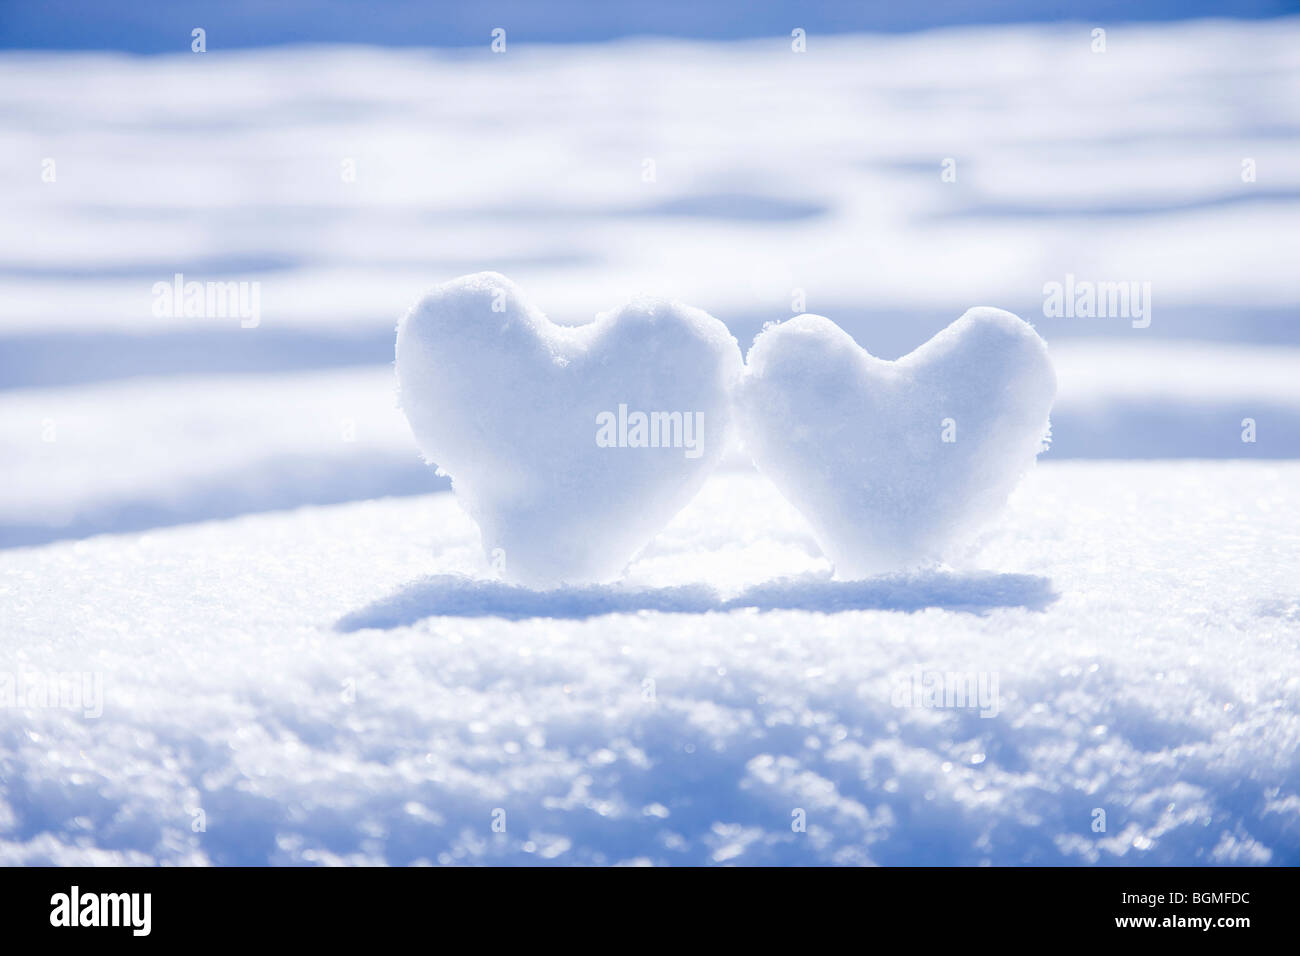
1 463 1297 866
738 309 1055 577
396 273 742 586
1 20 1297 867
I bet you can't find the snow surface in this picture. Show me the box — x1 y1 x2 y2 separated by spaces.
2 463 1297 865
1 20 1297 866
396 273 742 586
738 308 1055 576
3 23 1297 344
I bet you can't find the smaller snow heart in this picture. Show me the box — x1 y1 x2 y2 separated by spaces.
396 273 742 588
736 308 1056 578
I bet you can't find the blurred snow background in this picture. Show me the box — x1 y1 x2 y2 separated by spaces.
3 16 1299 544
1 4 1298 864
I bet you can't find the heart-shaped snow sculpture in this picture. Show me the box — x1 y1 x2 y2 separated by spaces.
396 273 743 588
736 308 1056 578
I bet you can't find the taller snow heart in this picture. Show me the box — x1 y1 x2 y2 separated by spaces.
396 273 743 588
736 308 1056 578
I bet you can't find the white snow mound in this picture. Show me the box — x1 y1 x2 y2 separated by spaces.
1 463 1297 866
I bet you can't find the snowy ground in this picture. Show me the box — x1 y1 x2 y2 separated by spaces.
2 20 1298 865
2 464 1297 865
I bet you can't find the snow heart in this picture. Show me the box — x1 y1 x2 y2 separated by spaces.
736 308 1056 578
396 273 743 588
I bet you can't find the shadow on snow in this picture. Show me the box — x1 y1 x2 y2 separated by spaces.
336 569 1058 629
